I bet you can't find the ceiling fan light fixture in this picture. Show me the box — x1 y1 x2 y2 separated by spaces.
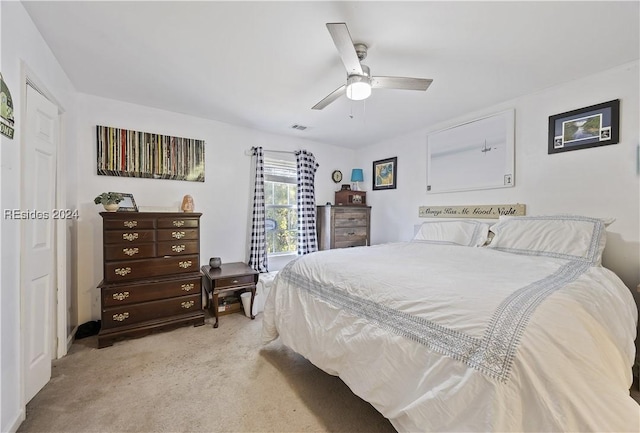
346 75 372 101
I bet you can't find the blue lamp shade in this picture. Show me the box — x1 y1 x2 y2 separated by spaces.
351 169 364 182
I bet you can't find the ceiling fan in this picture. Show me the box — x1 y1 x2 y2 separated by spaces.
312 22 433 110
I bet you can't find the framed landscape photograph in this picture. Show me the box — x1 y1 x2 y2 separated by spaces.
373 157 397 190
548 99 619 154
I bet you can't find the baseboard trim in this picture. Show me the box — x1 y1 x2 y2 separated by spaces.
5 407 26 433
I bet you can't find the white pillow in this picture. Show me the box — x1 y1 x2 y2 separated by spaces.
413 220 490 247
487 215 607 264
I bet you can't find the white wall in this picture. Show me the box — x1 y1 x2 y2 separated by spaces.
1 2 78 432
75 94 355 324
357 61 640 290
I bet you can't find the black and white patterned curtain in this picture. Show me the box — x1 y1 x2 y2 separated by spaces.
295 150 319 256
248 147 268 272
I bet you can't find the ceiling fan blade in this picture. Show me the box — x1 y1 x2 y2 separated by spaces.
371 76 433 91
312 84 346 110
326 23 363 76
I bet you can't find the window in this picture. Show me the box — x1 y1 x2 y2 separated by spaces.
264 158 297 255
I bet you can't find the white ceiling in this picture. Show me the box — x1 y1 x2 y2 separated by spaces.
22 1 640 149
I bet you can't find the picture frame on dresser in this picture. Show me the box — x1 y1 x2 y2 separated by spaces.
113 192 138 212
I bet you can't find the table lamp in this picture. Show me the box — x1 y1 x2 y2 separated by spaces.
351 169 364 191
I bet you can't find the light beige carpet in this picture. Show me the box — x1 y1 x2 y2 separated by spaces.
18 312 395 433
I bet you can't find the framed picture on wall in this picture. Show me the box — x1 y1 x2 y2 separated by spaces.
372 157 397 190
548 99 620 154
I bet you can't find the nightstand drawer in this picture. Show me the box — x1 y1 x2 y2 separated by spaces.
214 274 256 289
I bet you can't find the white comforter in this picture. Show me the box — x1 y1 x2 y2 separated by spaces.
262 242 639 432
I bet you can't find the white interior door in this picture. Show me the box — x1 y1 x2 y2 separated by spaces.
22 85 58 403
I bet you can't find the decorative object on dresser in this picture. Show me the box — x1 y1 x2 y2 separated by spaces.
181 194 194 212
316 205 371 250
335 189 366 206
116 192 138 212
209 257 222 269
97 212 204 348
94 192 123 212
201 262 259 328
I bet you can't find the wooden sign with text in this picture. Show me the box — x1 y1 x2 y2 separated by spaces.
418 204 526 219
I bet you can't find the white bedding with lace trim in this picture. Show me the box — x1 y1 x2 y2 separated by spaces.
262 242 639 432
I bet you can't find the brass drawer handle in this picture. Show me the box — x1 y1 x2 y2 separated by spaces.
123 221 138 228
122 247 139 256
181 283 194 291
178 260 192 269
113 312 129 322
347 232 355 236
112 291 130 301
173 220 185 227
172 231 186 239
181 301 195 309
172 245 186 253
114 267 132 276
123 233 139 242
348 218 356 221
232 279 239 284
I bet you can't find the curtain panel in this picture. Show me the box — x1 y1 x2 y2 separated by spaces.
295 150 319 256
248 147 268 272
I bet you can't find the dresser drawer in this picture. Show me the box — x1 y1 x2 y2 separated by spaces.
104 229 156 244
157 240 199 256
104 218 155 230
335 226 367 238
104 243 156 261
334 211 368 227
105 255 199 283
102 276 201 307
102 294 201 329
157 228 199 242
335 238 367 248
157 218 199 229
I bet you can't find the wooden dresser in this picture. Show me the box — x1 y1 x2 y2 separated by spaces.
97 212 205 348
316 205 371 250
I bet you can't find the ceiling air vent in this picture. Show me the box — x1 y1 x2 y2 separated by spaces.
290 124 308 131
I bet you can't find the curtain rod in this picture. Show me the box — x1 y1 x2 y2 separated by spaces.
245 147 296 156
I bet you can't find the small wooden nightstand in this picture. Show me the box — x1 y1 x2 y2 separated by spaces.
201 262 258 328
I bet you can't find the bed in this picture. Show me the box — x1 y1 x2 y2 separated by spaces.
262 215 639 432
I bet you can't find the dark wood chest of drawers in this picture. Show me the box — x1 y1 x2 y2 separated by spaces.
316 205 371 250
97 212 205 348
